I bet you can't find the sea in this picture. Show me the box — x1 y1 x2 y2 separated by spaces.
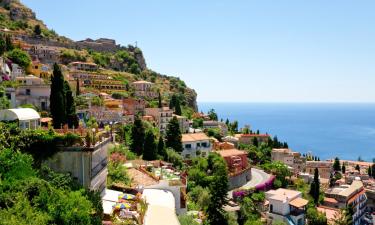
199 102 375 162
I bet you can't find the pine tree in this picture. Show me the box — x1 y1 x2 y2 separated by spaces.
64 81 78 128
333 157 341 171
130 117 145 155
165 116 183 152
310 168 320 205
143 131 157 160
368 166 372 177
157 136 166 158
225 118 229 126
50 64 67 129
342 165 346 174
158 91 162 108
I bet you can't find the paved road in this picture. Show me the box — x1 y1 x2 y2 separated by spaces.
227 168 271 199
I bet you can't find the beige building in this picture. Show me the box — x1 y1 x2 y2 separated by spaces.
181 133 212 159
174 114 189 133
69 61 98 72
145 107 173 133
271 148 306 174
266 188 308 225
305 161 333 179
132 80 157 98
28 45 60 64
235 133 270 145
323 180 367 225
7 75 50 110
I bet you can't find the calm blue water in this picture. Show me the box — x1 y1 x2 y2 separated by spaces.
199 103 375 161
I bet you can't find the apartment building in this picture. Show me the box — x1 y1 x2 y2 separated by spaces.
305 161 333 179
181 133 212 159
145 107 173 133
69 61 99 72
271 148 306 175
132 80 157 99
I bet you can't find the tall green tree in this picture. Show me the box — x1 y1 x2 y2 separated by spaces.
333 157 341 171
0 35 6 56
76 78 80 96
5 35 13 51
50 64 67 129
34 25 42 36
157 136 166 158
143 131 157 160
158 91 162 108
174 98 182 115
64 81 78 128
169 94 177 109
130 117 145 155
310 168 320 205
0 85 10 109
342 164 346 174
355 164 360 172
165 116 183 152
207 108 218 121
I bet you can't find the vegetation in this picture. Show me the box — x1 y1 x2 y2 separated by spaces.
5 48 31 69
309 168 320 205
143 130 157 160
165 116 183 152
130 117 145 155
262 161 291 188
333 157 341 172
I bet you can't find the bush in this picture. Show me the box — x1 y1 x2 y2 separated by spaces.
165 148 183 169
6 48 31 69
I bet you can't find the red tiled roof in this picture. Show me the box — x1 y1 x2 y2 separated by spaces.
217 149 247 157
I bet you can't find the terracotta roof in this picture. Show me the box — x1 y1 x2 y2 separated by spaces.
40 117 52 123
182 133 209 142
348 189 366 204
324 197 338 204
317 206 340 222
289 197 308 208
217 149 247 158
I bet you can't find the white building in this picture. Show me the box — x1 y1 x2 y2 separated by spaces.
265 188 308 225
181 133 212 159
0 108 41 129
202 120 228 136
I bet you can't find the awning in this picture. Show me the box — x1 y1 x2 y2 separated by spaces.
289 197 308 208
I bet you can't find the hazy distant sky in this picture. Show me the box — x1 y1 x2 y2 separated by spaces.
22 0 375 102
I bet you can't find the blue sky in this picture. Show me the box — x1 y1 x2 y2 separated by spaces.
22 0 375 102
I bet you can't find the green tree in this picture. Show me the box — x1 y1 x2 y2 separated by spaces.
342 164 346 174
157 136 166 158
50 63 67 129
355 164 360 172
262 161 291 188
34 24 42 36
306 207 328 225
368 166 372 177
6 48 31 69
143 130 157 160
329 173 335 187
76 78 80 96
158 91 162 108
207 108 218 121
64 81 78 128
130 117 145 155
0 35 6 56
165 116 183 152
169 94 177 109
5 35 13 51
310 168 320 204
333 157 341 171
174 98 182 115
0 85 10 109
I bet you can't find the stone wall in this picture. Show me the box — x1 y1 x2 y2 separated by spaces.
228 167 252 189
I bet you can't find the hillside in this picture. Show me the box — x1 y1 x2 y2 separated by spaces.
0 0 198 111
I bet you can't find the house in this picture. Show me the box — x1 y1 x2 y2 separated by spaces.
214 141 235 150
28 45 60 64
181 133 212 159
69 61 98 72
46 135 111 192
145 107 173 133
7 75 51 110
173 114 189 133
265 188 308 225
0 108 40 129
203 120 228 136
217 148 252 189
271 148 306 175
305 161 333 179
10 63 24 80
123 98 145 116
323 180 367 225
235 133 270 145
27 61 51 79
132 80 157 99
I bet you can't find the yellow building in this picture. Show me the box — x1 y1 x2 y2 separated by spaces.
27 61 51 79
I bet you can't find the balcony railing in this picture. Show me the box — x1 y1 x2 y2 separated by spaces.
91 158 108 179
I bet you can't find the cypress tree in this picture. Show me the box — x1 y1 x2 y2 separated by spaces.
157 136 166 158
372 164 375 179
76 78 80 96
169 95 177 109
130 117 145 155
174 98 182 116
355 164 360 172
158 91 162 108
310 168 320 205
333 157 341 171
165 116 183 153
50 63 67 129
0 35 5 56
64 81 78 128
252 137 258 147
143 131 157 160
5 35 13 51
342 165 346 174
34 25 42 36
368 166 372 177
329 173 335 187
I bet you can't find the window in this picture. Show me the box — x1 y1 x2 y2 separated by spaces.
26 89 31 95
197 143 201 147
202 142 208 147
185 144 191 149
270 204 273 213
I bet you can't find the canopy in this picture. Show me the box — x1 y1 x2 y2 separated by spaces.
113 203 131 209
118 193 136 200
0 108 40 121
